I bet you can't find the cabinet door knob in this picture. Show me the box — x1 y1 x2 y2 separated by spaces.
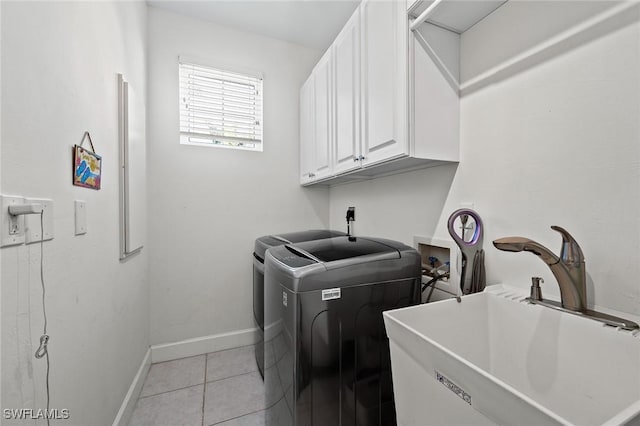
353 157 359 162
309 173 315 178
360 156 366 161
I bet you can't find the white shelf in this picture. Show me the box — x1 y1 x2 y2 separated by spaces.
409 0 507 34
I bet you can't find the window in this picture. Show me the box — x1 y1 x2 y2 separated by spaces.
179 60 263 151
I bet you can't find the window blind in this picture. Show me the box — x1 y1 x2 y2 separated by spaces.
179 61 263 150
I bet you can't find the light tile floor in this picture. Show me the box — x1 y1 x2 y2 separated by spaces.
129 345 266 426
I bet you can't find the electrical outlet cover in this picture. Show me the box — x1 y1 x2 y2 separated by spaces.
1 195 26 247
75 200 87 235
25 198 54 244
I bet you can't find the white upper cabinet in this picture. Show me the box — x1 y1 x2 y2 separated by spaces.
333 7 361 175
300 49 332 184
312 49 333 181
299 0 503 185
299 74 315 184
360 0 408 166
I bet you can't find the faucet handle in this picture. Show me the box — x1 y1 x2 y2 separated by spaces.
550 226 584 265
530 277 543 301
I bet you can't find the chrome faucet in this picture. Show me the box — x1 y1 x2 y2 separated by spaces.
493 226 586 311
493 226 639 330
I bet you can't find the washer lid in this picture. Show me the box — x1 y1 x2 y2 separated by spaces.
291 236 401 263
254 230 346 259
254 236 286 261
277 229 346 244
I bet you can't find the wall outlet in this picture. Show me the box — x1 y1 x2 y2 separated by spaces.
25 198 54 244
1 195 26 247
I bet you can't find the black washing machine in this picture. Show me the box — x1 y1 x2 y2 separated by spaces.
253 230 345 378
263 236 421 425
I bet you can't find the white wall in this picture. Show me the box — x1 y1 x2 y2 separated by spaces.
147 7 328 346
1 2 148 425
330 2 640 317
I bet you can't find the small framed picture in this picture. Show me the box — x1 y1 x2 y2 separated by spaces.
73 134 102 190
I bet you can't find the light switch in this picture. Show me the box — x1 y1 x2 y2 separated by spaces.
25 198 54 244
75 200 87 235
1 195 26 247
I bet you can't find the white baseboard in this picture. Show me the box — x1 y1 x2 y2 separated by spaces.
112 348 151 426
150 327 258 363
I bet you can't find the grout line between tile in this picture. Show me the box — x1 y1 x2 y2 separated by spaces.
207 408 265 426
202 354 208 426
138 383 204 400
148 344 256 368
150 353 206 367
204 368 260 385
204 343 256 358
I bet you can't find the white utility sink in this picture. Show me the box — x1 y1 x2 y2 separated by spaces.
383 287 640 426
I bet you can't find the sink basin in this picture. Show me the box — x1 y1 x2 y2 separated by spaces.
383 287 640 425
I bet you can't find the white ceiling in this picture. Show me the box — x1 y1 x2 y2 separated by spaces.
147 0 361 50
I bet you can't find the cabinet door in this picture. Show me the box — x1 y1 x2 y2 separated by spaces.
312 49 333 180
299 75 315 185
333 8 361 175
361 0 408 166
